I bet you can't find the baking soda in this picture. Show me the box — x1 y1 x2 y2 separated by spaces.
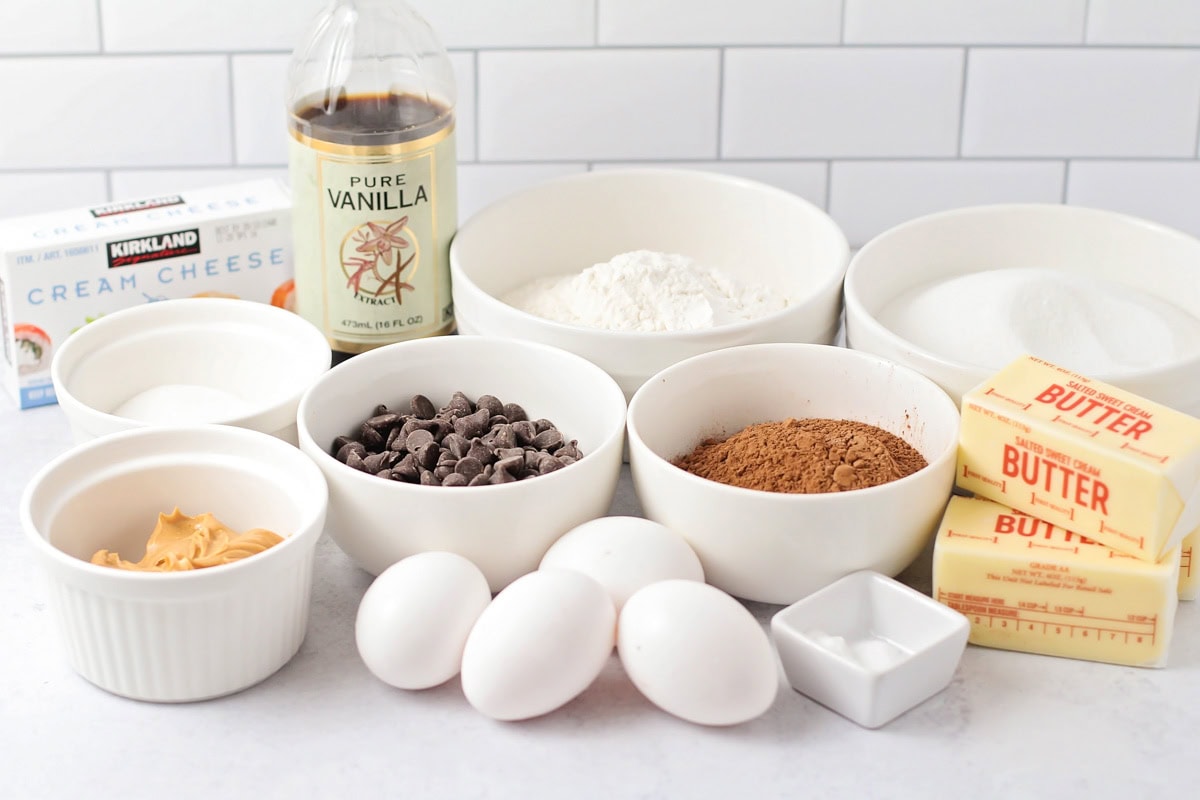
502 250 787 332
879 268 1200 376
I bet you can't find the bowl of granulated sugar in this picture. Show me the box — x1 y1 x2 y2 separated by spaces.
449 168 850 403
844 204 1200 416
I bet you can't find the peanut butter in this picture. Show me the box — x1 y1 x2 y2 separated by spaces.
91 508 283 572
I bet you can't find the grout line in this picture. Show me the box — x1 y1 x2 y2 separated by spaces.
593 0 600 46
9 43 1200 60
95 0 105 53
1082 0 1092 44
715 48 725 159
823 161 833 211
839 0 847 45
956 47 969 157
1193 89 1200 157
226 54 239 166
1062 159 1071 204
473 50 482 162
104 170 113 201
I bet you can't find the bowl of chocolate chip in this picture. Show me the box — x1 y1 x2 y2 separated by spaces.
626 343 961 605
296 335 627 591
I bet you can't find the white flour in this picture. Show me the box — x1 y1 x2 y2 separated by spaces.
878 268 1200 375
502 250 787 332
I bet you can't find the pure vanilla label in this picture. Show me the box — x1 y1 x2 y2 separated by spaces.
289 126 457 353
957 355 1200 561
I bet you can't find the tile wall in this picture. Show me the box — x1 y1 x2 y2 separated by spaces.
2 0 1199 246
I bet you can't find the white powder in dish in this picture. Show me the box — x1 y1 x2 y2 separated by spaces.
878 268 1200 376
502 250 788 332
113 384 251 423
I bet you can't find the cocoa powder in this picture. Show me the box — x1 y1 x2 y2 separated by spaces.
674 418 927 494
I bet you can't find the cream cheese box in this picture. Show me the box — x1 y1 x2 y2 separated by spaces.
0 180 293 409
956 355 1200 562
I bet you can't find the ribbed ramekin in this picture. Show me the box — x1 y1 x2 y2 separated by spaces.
20 425 328 702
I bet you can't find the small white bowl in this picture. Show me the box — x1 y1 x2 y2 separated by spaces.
52 297 332 444
450 168 850 402
296 335 627 591
627 343 960 605
20 424 329 703
844 204 1200 414
771 570 969 729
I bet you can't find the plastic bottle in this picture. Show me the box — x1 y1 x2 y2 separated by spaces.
286 0 457 356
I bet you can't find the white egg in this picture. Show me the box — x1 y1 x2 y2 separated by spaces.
355 551 492 690
538 516 704 611
618 580 778 726
461 568 615 721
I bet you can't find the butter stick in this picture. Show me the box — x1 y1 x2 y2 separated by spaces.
933 495 1179 668
956 355 1200 562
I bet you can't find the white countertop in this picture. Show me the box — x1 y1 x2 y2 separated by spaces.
2 400 1196 800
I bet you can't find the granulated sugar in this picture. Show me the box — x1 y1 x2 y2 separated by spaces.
502 250 787 332
878 268 1200 376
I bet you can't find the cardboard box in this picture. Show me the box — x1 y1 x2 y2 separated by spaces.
0 180 293 409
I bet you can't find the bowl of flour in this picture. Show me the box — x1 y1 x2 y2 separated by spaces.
843 204 1200 415
449 168 850 402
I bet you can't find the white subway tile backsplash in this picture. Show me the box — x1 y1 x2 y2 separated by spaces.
595 161 828 209
478 50 720 161
962 49 1200 157
1087 1 1200 45
1066 161 1200 239
458 163 588 224
409 0 594 49
0 0 99 54
844 1 1086 44
0 172 108 218
110 168 288 201
0 57 232 169
828 160 1065 246
599 0 841 45
723 48 963 158
101 0 327 52
448 51 477 163
233 55 290 166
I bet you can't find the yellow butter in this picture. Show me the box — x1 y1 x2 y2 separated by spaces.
956 355 1200 561
933 495 1179 667
1181 528 1197 601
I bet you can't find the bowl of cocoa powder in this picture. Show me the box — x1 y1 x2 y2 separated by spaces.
626 343 960 605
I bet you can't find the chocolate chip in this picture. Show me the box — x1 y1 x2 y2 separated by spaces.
492 424 516 450
410 394 437 420
512 420 537 446
447 391 474 417
443 432 469 459
434 464 454 480
467 473 490 487
496 454 524 475
442 473 469 487
466 440 492 464
359 424 385 450
362 452 390 473
345 450 367 472
366 412 401 431
419 469 440 486
394 453 418 481
453 408 490 439
533 419 555 434
405 429 435 452
502 403 527 423
532 429 564 452
489 468 515 485
336 441 367 463
538 454 565 474
477 394 504 417
454 456 484 480
414 443 440 470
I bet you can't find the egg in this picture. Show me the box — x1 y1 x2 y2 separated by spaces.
539 516 704 612
460 568 615 721
618 580 778 726
355 551 492 690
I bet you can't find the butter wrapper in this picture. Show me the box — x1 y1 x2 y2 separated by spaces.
956 354 1200 562
0 180 293 409
933 495 1178 668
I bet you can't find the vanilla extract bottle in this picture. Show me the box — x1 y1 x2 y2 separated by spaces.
287 0 457 356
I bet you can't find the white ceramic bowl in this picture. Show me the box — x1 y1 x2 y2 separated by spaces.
626 343 960 605
450 168 850 402
52 297 332 444
20 424 329 703
844 204 1200 414
296 335 627 592
771 570 969 729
